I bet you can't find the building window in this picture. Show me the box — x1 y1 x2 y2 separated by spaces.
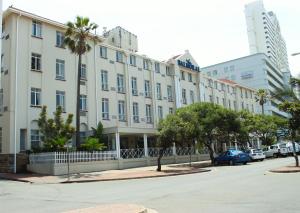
213 70 218 76
117 74 125 93
158 106 163 120
31 130 40 148
182 89 187 104
245 91 248 99
100 46 107 58
80 95 87 111
241 102 244 110
252 104 254 112
56 59 65 80
188 73 192 82
144 80 151 98
234 101 237 111
222 98 226 107
133 102 139 123
131 77 138 96
209 95 213 103
32 20 42 38
167 85 173 102
156 83 162 100
143 59 150 70
169 107 174 114
102 98 109 120
216 97 219 104
146 104 153 124
0 89 3 113
228 100 231 109
0 127 2 153
214 81 218 89
230 65 235 71
56 91 65 111
208 79 213 87
31 53 41 71
101 70 108 91
250 91 253 99
118 100 126 121
56 31 64 48
155 62 160 73
227 85 230 93
80 64 87 80
190 90 194 104
181 71 185 80
31 88 41 106
116 51 123 63
240 89 243 98
130 55 136 66
166 66 171 76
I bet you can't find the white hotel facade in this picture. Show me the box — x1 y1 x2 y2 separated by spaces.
0 7 258 155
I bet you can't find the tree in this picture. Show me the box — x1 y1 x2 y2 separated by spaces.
175 108 200 166
188 103 224 163
64 16 99 147
80 137 106 152
37 106 75 151
255 89 269 115
157 114 181 171
275 77 300 166
91 122 104 144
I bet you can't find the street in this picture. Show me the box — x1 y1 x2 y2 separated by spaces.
0 157 299 213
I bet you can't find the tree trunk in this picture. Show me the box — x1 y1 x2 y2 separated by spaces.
292 131 299 167
75 54 82 148
157 148 165 171
261 104 264 115
206 142 215 164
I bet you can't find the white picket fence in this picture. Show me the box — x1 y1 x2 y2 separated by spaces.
29 151 117 164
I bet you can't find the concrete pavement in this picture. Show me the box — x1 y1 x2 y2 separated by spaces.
0 157 299 213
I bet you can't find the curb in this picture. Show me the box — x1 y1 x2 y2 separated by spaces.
269 169 300 173
0 175 33 183
61 168 211 184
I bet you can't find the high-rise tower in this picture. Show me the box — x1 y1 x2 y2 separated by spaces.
245 0 290 74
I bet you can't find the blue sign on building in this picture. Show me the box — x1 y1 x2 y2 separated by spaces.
177 59 200 72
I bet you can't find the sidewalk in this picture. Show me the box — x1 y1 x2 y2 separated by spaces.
63 204 157 213
270 165 300 173
0 161 211 184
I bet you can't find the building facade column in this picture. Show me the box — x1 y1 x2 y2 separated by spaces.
172 142 176 156
115 132 121 159
143 134 148 157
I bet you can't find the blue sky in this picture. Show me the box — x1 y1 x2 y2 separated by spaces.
3 0 300 76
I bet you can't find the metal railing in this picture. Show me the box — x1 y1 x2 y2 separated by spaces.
176 147 195 156
148 147 173 157
29 151 117 164
120 148 144 159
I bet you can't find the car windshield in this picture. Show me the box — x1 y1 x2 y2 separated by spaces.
279 144 286 148
253 150 262 153
230 150 243 155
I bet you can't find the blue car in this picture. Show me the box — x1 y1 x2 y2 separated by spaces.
214 150 250 166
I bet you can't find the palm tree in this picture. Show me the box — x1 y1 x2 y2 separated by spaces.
275 77 300 167
64 16 99 147
255 89 269 115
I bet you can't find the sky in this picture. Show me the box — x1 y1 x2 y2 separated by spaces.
2 0 300 76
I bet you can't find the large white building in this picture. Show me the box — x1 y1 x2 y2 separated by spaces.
0 7 258 154
245 0 290 74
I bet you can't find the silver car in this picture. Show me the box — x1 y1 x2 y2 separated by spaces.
246 149 266 161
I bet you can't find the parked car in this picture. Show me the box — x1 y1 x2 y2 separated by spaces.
246 149 266 161
285 142 300 155
214 150 250 166
263 143 288 158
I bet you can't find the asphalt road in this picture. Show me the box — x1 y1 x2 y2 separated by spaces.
0 157 299 213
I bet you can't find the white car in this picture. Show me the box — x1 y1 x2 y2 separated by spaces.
285 142 300 154
263 143 288 158
246 149 266 161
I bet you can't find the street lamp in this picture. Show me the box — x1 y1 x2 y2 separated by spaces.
291 52 300 56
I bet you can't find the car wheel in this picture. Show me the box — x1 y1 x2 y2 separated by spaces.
229 160 234 166
214 160 218 166
243 162 247 165
273 153 277 158
261 159 264 161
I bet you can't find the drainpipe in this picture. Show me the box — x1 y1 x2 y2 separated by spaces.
14 12 21 173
